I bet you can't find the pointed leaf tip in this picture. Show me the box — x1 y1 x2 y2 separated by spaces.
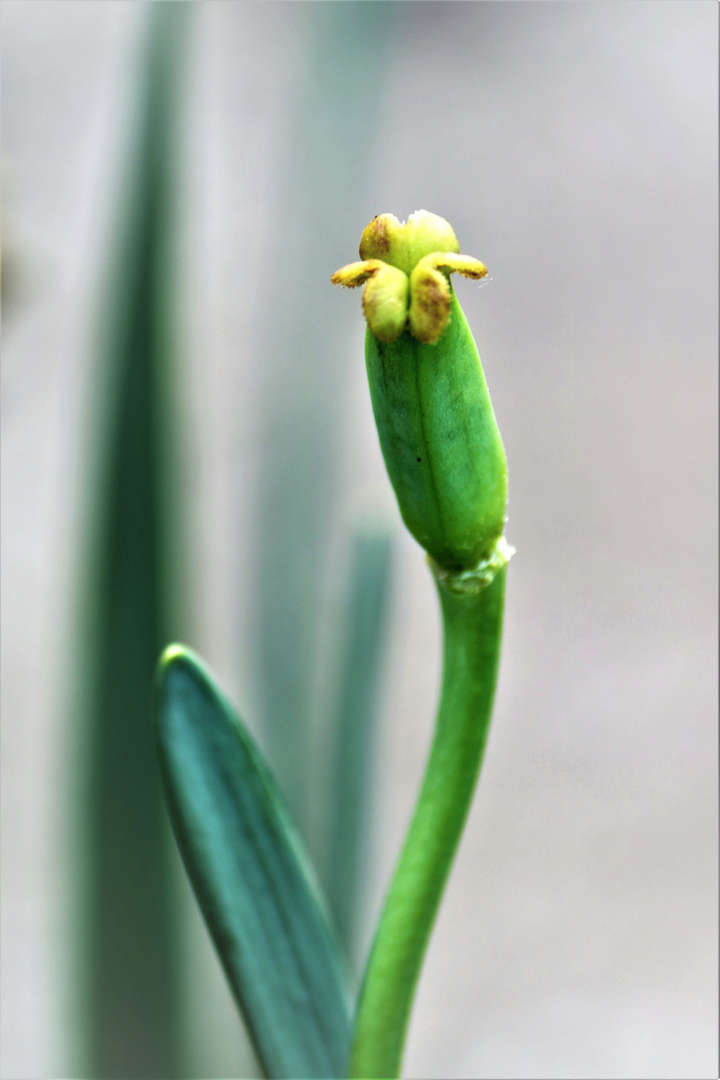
153 646 351 1079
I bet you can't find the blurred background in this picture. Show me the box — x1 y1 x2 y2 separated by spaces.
2 3 717 1078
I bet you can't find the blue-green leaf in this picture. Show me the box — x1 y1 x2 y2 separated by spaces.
153 645 351 1080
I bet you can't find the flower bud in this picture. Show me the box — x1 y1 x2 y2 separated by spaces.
359 210 460 275
333 211 508 572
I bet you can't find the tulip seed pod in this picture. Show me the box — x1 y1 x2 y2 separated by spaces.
332 210 508 572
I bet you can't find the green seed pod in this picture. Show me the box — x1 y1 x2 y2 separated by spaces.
333 211 508 572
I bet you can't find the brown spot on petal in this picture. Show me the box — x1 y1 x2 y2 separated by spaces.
408 268 451 344
360 214 395 259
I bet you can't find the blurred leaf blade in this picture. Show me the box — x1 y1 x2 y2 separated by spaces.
154 646 352 1080
82 4 190 1075
253 2 400 844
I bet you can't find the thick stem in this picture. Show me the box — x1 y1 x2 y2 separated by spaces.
348 562 507 1079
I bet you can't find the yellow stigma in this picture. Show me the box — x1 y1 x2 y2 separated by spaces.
332 212 487 344
409 252 487 343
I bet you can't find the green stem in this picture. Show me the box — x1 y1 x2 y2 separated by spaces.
349 561 507 1079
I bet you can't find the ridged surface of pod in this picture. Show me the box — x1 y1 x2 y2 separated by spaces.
365 292 507 571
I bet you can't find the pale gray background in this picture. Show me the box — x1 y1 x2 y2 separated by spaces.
2 3 717 1078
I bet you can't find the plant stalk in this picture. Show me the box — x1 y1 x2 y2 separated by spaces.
348 562 507 1079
